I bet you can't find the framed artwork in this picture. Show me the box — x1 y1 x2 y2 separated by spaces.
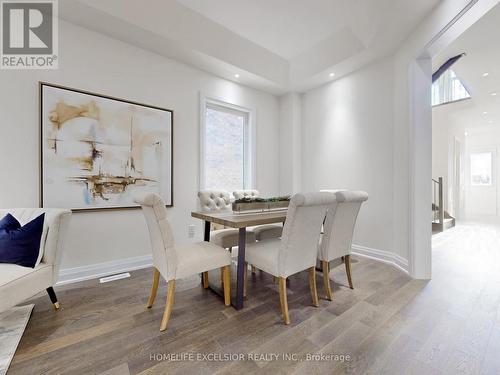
40 82 173 210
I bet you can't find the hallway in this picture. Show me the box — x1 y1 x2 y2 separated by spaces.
424 221 500 374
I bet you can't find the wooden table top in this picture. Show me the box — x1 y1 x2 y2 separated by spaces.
191 209 287 228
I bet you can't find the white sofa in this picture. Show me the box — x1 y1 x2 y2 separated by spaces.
0 208 71 313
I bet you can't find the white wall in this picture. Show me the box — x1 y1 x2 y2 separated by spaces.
279 93 302 195
301 58 395 254
0 21 280 275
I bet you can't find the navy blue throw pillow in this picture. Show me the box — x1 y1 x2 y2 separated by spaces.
0 213 45 268
0 213 21 231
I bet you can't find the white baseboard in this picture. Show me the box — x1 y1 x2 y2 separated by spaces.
57 255 152 286
351 244 409 274
56 245 408 286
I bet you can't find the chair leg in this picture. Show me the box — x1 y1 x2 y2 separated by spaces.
221 248 232 284
160 280 176 331
222 265 231 306
278 279 284 317
322 260 333 301
46 287 60 310
309 267 319 307
244 262 248 298
345 255 354 289
278 277 290 325
147 268 161 308
202 271 209 289
251 265 256 273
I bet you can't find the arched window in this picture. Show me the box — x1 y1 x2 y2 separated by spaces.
432 69 471 106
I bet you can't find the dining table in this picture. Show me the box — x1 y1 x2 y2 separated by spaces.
191 209 287 309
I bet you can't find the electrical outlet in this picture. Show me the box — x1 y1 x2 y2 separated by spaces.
188 224 196 238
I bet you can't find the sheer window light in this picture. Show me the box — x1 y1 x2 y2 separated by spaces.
201 99 254 192
432 69 471 106
470 152 492 186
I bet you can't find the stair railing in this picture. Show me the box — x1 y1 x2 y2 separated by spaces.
432 177 444 231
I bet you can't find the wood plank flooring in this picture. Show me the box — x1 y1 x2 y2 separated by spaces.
8 221 500 374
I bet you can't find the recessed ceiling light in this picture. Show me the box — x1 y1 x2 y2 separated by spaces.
329 72 335 78
234 74 240 78
483 72 489 77
483 111 488 114
465 132 468 136
491 92 498 96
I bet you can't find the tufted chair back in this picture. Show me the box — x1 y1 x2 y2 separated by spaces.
319 191 368 262
198 190 232 230
233 190 259 200
198 190 232 211
134 193 178 281
278 192 336 277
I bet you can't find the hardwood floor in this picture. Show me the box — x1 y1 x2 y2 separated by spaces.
8 221 500 374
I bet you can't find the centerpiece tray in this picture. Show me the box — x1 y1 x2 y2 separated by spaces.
232 196 290 213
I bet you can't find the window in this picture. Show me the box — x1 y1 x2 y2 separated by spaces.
201 97 254 191
470 152 492 186
432 69 471 106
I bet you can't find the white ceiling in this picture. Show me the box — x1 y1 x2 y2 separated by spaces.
61 0 442 94
177 0 441 59
176 0 368 59
434 3 500 134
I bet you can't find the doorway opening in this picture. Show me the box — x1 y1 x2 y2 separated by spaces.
409 0 499 278
423 3 500 290
432 4 500 233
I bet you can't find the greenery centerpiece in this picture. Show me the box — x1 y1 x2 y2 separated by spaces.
232 195 291 212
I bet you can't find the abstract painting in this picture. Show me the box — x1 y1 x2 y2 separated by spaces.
40 83 173 210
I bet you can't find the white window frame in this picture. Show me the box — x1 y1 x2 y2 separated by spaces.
199 93 256 191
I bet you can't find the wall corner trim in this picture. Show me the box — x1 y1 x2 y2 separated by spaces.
57 254 153 286
351 244 409 275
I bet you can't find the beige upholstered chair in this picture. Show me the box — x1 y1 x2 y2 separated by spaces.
0 208 71 313
135 193 231 331
319 191 368 300
245 192 336 324
233 189 283 241
198 190 256 248
232 190 259 200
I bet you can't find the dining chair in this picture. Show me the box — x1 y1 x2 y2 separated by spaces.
134 193 232 331
198 190 256 248
245 192 336 324
318 190 368 300
232 190 259 200
233 189 283 242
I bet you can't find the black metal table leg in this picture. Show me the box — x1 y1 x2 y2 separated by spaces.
201 221 211 283
234 227 246 310
201 220 246 310
204 221 210 242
